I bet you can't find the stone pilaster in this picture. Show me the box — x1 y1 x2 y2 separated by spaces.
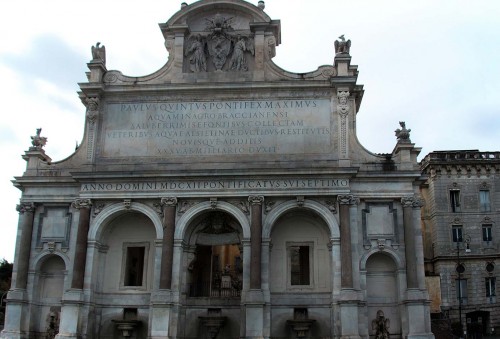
71 199 92 289
249 196 264 290
159 197 177 290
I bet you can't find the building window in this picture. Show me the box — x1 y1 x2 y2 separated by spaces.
456 279 468 303
483 225 493 242
452 226 463 243
450 190 461 212
289 244 311 286
121 242 149 289
486 277 496 297
479 190 491 212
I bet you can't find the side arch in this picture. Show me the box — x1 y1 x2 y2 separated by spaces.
263 199 339 238
175 201 250 240
32 251 70 272
359 248 405 271
88 202 163 241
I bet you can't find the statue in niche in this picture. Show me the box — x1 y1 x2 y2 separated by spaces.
334 35 351 55
45 310 59 339
30 128 47 150
229 35 254 71
91 42 106 64
371 310 390 339
185 35 208 72
395 121 411 143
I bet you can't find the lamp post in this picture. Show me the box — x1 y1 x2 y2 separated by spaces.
456 233 471 338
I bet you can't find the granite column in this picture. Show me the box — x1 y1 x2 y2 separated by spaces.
159 197 177 290
71 199 92 289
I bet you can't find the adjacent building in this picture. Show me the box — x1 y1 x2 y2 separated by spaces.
2 1 434 338
421 150 500 336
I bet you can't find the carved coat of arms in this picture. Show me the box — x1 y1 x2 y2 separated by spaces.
184 14 254 72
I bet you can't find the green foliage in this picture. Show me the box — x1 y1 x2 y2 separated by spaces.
0 259 13 292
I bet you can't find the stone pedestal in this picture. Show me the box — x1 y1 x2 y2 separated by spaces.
0 290 29 339
404 289 435 339
338 289 361 339
55 290 85 339
149 290 174 339
244 289 265 339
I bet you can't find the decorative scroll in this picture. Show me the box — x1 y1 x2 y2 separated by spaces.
337 194 359 205
72 199 92 209
248 196 264 205
16 202 36 214
85 96 100 161
401 196 424 208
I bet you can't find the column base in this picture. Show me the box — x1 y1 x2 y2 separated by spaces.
0 289 29 339
55 289 85 339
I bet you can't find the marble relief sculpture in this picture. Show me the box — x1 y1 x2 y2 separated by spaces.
91 42 106 64
30 128 47 150
334 35 351 55
395 121 411 143
185 35 208 72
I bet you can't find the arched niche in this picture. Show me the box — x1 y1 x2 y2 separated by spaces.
269 209 332 293
366 252 401 336
99 211 157 293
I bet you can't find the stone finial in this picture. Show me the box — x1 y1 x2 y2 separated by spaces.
30 128 47 151
91 42 106 64
334 35 351 55
181 2 188 9
395 121 411 143
258 1 265 10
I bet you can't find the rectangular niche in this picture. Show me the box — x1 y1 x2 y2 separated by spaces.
36 205 72 249
362 202 398 244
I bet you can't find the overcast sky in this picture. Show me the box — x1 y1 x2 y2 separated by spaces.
0 0 499 261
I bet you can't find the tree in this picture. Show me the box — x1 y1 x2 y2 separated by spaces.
0 259 13 292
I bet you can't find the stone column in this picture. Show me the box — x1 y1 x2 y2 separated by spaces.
1 203 37 339
159 197 177 290
337 195 361 339
402 196 418 289
14 202 36 289
249 196 264 290
337 195 358 289
71 199 92 289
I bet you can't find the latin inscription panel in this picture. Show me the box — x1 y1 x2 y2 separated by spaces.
101 99 332 158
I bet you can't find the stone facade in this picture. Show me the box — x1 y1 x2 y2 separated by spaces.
420 151 500 337
2 1 434 338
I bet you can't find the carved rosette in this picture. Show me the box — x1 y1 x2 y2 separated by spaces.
401 196 424 208
72 199 92 210
337 195 359 205
16 202 36 214
248 196 264 206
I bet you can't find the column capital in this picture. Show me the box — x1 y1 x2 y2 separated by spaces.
16 202 36 214
401 195 424 208
248 195 264 205
72 199 92 209
337 194 359 205
161 197 178 207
